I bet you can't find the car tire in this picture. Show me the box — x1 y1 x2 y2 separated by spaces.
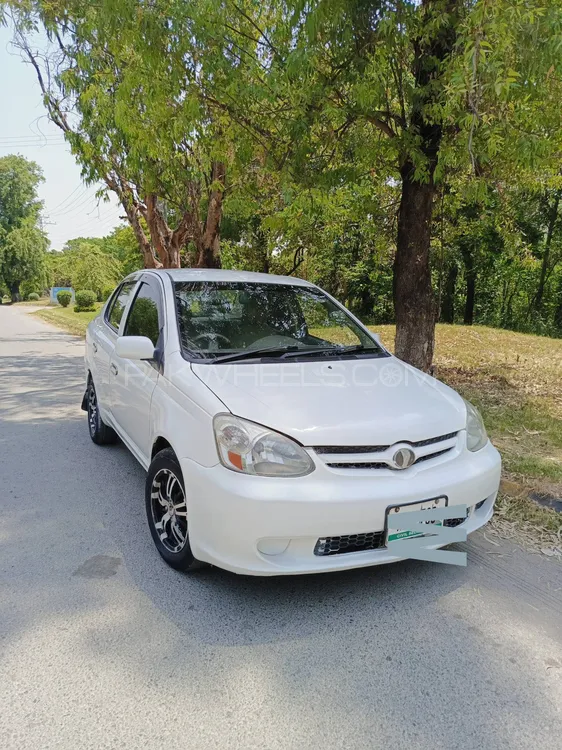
145 448 206 572
86 379 118 445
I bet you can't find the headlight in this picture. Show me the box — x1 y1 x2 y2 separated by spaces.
464 399 488 452
213 414 315 477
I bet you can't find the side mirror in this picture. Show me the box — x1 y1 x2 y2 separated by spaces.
115 335 155 361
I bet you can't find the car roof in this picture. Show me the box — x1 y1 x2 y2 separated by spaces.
141 268 314 287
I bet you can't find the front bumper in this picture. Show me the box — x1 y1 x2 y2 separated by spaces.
181 440 501 576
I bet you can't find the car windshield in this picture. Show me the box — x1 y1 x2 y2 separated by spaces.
174 281 384 362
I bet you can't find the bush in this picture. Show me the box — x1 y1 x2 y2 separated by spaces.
57 290 72 308
101 286 115 302
1 295 10 304
74 289 97 312
27 292 40 301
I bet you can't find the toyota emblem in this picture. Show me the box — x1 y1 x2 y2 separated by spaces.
392 447 415 470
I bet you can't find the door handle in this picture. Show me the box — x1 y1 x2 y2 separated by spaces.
92 342 98 353
110 363 118 376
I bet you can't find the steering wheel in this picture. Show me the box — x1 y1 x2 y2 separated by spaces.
193 332 230 347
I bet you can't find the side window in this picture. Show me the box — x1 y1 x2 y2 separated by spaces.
107 281 136 332
124 282 162 346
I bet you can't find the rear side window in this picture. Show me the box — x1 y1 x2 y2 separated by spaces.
124 282 161 346
107 281 136 331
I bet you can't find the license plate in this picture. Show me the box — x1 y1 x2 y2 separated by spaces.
386 497 447 543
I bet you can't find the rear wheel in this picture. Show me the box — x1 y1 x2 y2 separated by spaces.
145 448 205 572
87 380 118 445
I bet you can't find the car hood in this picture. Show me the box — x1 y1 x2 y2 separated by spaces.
191 356 467 446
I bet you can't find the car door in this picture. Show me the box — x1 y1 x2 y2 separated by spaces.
109 276 164 463
95 280 138 412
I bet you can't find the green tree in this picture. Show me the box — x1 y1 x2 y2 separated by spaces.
0 154 42 235
192 0 562 367
67 241 122 300
0 154 46 300
102 225 143 276
8 2 237 269
0 222 48 301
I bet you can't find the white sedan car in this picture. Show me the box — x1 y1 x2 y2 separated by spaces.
83 269 501 575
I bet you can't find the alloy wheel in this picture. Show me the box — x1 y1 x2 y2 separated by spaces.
150 468 188 553
87 384 98 437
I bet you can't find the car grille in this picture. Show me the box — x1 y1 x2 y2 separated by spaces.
443 517 466 527
314 432 458 470
327 447 453 470
316 499 485 556
314 531 386 556
314 432 458 455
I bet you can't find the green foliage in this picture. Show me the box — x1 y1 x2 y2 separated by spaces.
101 286 115 302
56 290 72 307
102 225 143 275
2 295 10 303
0 154 43 235
67 241 122 300
6 0 562 345
46 227 140 293
21 279 42 299
0 155 47 300
27 292 40 301
0 222 48 301
74 289 97 311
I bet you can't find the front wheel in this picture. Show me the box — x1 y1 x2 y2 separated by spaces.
86 380 118 445
145 448 205 572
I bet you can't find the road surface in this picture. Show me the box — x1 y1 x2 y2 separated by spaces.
1 304 561 750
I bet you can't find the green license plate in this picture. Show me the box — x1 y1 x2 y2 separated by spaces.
386 497 446 543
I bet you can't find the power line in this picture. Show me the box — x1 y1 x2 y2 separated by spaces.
48 183 88 213
48 208 119 240
0 141 67 148
48 190 99 218
48 187 94 218
0 134 64 141
0 137 66 144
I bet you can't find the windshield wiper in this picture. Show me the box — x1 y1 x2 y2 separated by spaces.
336 344 384 355
280 344 382 359
205 343 384 364
210 345 303 363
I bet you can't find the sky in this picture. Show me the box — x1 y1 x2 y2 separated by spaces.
0 25 122 251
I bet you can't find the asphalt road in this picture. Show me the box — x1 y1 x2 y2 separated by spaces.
1 304 561 750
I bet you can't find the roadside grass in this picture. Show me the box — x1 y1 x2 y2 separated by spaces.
34 303 102 336
10 298 51 307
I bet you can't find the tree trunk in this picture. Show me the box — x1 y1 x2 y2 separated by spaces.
461 245 476 325
553 272 562 330
534 191 560 312
195 233 221 269
441 263 458 323
196 162 225 269
9 282 21 303
464 274 476 325
255 228 269 273
146 194 172 267
111 178 161 269
393 165 437 371
392 0 460 371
